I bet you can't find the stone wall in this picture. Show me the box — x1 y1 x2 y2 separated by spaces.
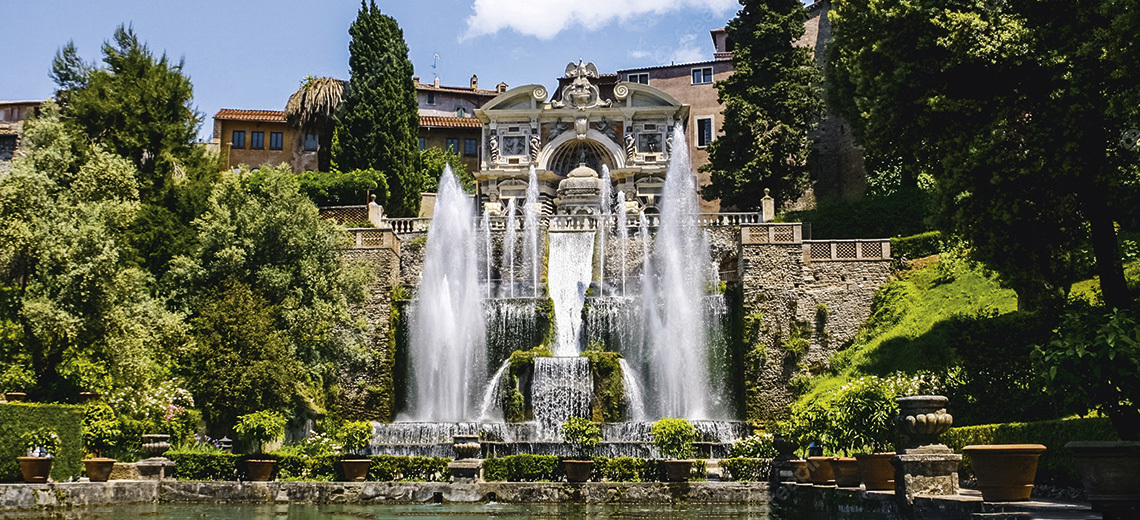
338 247 401 421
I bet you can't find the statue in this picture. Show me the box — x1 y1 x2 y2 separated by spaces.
487 132 500 162
547 118 569 142
483 191 504 217
623 191 642 215
624 132 636 161
552 60 612 110
529 134 541 162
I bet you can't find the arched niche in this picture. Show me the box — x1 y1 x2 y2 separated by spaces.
539 129 626 176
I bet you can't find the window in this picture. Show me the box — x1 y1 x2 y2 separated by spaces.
446 138 460 153
426 92 435 105
464 138 477 156
419 137 426 150
692 67 713 84
251 131 264 149
696 117 714 148
232 131 245 149
269 132 283 150
628 73 649 84
456 108 466 118
303 133 319 151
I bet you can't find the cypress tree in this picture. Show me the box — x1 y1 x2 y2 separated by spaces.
700 0 824 210
335 1 422 217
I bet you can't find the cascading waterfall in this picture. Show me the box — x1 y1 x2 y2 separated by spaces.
532 357 593 433
523 166 541 298
500 198 518 298
404 166 486 422
642 125 718 419
477 360 512 421
618 359 647 422
484 298 539 369
547 232 596 356
616 190 628 296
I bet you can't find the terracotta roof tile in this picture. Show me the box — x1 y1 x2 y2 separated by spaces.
419 116 482 128
214 109 286 122
414 83 500 96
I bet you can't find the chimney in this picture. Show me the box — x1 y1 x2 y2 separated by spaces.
433 76 440 88
470 74 478 89
413 76 420 84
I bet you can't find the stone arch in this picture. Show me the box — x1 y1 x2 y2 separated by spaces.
539 129 626 175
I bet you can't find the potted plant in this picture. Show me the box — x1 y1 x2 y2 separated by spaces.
651 417 697 482
338 421 372 482
235 410 286 481
832 376 901 491
962 444 1047 501
561 417 601 482
18 428 59 483
1035 306 1140 517
82 402 120 482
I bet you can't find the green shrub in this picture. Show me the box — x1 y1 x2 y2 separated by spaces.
82 402 121 457
595 456 654 482
274 432 341 458
651 418 696 459
721 457 772 481
482 454 561 482
891 231 942 260
943 416 1118 487
235 410 286 454
562 417 601 459
165 452 239 480
0 403 84 482
729 434 778 458
781 187 933 239
276 454 338 481
367 455 450 482
21 427 60 457
339 421 372 456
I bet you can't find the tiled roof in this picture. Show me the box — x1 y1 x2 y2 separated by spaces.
214 109 286 122
616 59 728 74
420 116 482 128
414 83 500 96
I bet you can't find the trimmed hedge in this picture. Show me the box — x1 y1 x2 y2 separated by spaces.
164 453 450 482
483 454 562 482
891 231 942 260
943 416 1118 487
0 403 84 482
482 455 708 482
721 458 772 481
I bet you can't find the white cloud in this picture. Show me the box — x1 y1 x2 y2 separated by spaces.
462 0 737 40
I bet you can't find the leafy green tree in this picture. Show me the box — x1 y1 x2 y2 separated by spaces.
334 1 422 216
700 0 824 209
826 0 1139 310
417 147 472 193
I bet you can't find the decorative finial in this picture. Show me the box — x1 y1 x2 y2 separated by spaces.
764 188 771 196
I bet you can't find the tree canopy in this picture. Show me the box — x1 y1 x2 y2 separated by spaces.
700 0 824 209
334 1 422 217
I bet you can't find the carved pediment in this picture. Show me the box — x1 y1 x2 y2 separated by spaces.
552 60 612 110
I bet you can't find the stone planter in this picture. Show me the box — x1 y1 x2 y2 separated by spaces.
663 460 694 482
141 434 171 457
897 395 953 449
83 457 116 482
831 457 862 487
1066 441 1140 519
17 457 51 483
790 460 811 483
962 444 1046 502
452 435 481 460
339 459 370 482
245 459 276 481
4 392 27 402
563 460 594 482
855 452 896 490
807 456 836 485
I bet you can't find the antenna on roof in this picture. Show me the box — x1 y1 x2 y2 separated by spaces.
432 53 440 83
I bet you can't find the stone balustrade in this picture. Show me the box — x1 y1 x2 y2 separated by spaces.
802 239 891 262
347 228 400 252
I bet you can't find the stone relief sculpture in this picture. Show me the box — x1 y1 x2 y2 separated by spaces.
529 134 542 162
552 60 612 110
547 118 568 142
623 191 642 215
595 118 619 144
624 132 637 161
487 132 500 162
483 191 504 217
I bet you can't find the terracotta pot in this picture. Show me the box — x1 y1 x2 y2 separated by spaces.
663 460 694 482
962 444 1046 502
807 456 836 485
340 459 370 482
1066 441 1140 519
790 459 811 483
563 460 594 482
18 456 52 483
245 459 276 481
84 457 116 482
831 457 862 487
855 452 896 490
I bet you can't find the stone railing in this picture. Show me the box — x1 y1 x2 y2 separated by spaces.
697 212 761 227
318 205 368 225
802 239 891 262
347 228 400 252
390 212 761 234
386 218 431 234
740 223 803 244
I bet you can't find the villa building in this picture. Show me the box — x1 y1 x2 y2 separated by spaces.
414 75 507 173
0 100 42 166
212 109 316 173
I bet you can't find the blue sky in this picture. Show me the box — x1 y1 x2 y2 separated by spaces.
3 0 739 141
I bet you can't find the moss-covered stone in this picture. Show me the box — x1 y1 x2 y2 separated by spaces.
500 346 552 422
583 345 625 422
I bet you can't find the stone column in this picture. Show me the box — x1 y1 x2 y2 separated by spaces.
761 188 775 222
892 396 961 509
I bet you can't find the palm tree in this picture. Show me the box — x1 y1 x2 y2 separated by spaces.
285 76 344 172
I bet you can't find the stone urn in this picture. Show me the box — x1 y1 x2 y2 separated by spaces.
831 457 862 487
962 444 1046 502
4 392 27 402
452 434 481 460
141 434 171 457
1066 441 1140 519
773 433 798 461
896 395 953 449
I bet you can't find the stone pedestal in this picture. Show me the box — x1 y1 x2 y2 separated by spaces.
448 459 482 483
136 458 176 480
892 445 961 505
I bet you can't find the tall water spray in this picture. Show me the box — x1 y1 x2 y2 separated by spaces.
500 198 518 297
405 166 486 421
523 166 541 297
481 212 492 299
597 165 613 295
616 190 628 296
643 125 716 419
